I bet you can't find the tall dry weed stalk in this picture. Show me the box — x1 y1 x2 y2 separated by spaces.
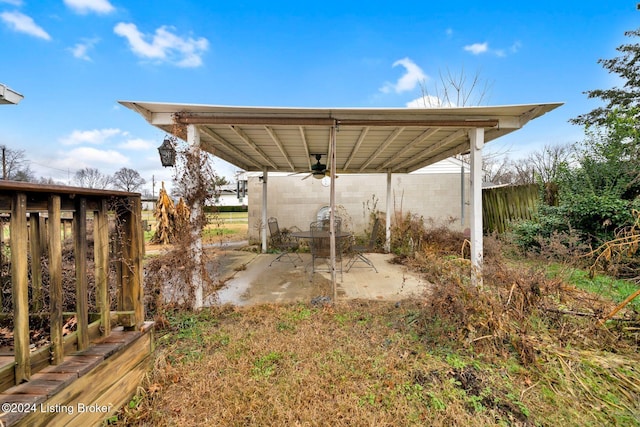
588 209 640 280
150 182 190 245
394 213 631 365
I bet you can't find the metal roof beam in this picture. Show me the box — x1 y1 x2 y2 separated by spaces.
406 141 470 173
396 129 468 171
298 126 312 171
358 127 405 172
178 115 335 126
342 127 369 171
199 127 260 170
339 119 498 127
264 126 295 172
229 125 279 170
376 127 440 171
175 113 499 128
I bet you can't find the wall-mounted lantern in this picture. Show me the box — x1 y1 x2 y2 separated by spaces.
157 137 177 167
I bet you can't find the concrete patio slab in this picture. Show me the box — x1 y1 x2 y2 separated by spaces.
213 250 428 306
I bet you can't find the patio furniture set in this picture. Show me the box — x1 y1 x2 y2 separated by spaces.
267 216 380 277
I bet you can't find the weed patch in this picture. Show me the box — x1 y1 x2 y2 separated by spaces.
112 214 640 426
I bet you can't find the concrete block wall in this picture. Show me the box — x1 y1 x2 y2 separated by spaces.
248 172 471 243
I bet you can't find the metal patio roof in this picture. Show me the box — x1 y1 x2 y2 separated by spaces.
118 101 563 174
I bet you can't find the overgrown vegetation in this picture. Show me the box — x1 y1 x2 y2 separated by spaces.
113 210 639 425
507 27 640 285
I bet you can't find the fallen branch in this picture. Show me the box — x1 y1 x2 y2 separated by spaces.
542 307 636 322
599 288 640 324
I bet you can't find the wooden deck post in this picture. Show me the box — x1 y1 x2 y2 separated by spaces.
11 193 30 383
48 195 64 365
94 199 111 337
117 197 144 329
29 212 43 311
74 198 89 351
120 198 144 328
0 218 5 309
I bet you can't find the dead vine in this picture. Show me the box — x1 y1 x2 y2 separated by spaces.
144 124 226 312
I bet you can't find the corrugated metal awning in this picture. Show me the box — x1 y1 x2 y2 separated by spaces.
118 102 562 174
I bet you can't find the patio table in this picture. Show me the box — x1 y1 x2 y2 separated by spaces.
291 230 352 277
290 230 352 239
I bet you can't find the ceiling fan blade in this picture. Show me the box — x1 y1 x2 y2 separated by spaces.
301 173 312 180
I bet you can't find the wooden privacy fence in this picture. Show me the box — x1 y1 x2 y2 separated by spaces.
482 183 539 233
0 181 144 387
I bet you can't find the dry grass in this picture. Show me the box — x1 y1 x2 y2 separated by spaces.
112 220 640 426
115 301 537 426
114 297 640 426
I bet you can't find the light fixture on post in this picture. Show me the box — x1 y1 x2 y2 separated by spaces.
157 137 177 167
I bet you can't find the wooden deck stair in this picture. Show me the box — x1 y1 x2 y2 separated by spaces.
0 323 153 426
0 182 150 426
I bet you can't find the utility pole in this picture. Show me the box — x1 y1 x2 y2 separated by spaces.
2 146 6 180
152 175 156 197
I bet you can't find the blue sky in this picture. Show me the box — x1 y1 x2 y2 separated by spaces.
1 0 638 195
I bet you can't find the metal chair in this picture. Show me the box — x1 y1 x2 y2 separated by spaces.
309 220 343 279
268 217 302 267
346 218 380 273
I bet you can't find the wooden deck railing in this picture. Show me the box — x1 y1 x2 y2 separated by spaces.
0 181 144 387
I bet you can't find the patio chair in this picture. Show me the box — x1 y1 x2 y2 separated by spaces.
309 220 344 280
268 217 302 267
346 218 380 273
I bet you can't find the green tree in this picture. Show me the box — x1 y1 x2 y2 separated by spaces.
512 28 640 248
556 108 640 241
571 28 640 127
560 27 640 241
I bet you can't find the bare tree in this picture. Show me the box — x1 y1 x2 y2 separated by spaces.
1 146 35 181
417 67 493 107
73 167 112 189
113 167 146 192
510 159 536 185
526 143 572 205
482 154 514 185
526 143 572 184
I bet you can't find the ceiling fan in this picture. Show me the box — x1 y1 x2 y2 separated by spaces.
302 154 338 180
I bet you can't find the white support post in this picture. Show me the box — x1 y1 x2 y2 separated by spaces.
329 123 337 300
385 170 392 253
187 124 205 309
261 167 268 254
469 128 484 286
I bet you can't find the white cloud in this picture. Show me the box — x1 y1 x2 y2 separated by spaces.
69 38 99 61
380 57 427 94
464 42 488 55
0 11 51 40
60 128 123 145
406 95 455 108
61 147 129 167
0 0 23 6
64 0 114 15
118 138 154 150
114 22 209 68
464 41 521 57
